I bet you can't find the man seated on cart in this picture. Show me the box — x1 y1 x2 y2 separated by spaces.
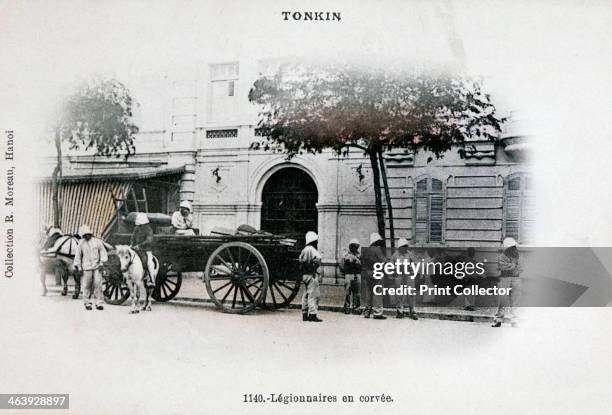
130 213 156 288
172 201 196 236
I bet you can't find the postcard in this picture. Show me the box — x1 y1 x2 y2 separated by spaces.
1 1 611 414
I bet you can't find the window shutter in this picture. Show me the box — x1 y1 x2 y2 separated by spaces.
417 178 427 192
508 177 521 191
431 178 443 192
414 178 445 243
429 194 444 242
414 195 429 243
504 174 533 243
504 194 521 241
521 191 535 243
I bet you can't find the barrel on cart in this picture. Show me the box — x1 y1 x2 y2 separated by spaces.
102 213 302 314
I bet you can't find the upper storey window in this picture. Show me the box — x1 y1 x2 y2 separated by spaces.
209 62 240 122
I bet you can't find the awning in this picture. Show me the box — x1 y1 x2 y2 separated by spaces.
36 163 186 237
36 180 130 237
38 165 186 183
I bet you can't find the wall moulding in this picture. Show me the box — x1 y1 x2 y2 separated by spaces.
460 141 496 166
382 149 415 168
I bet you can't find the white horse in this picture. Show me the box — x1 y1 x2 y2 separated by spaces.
115 245 159 313
38 228 81 298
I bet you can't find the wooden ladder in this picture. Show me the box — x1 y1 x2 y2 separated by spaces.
110 186 149 234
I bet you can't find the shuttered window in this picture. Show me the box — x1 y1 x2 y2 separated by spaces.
503 174 534 243
414 177 445 243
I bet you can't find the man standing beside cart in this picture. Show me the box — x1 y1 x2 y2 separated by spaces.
73 225 108 311
300 231 323 322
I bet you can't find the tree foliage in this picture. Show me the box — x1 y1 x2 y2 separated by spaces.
59 78 139 158
248 63 505 157
50 78 138 228
251 63 507 245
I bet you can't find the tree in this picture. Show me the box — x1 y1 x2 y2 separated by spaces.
248 63 505 246
51 78 139 228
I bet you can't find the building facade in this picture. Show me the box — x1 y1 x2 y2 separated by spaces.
39 58 532 278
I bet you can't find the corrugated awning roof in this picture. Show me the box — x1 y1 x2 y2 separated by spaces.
39 164 186 183
35 180 130 237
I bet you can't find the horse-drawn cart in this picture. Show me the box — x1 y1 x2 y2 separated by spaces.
102 219 303 314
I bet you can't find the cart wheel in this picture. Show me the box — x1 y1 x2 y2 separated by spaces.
102 278 130 305
262 277 301 309
152 262 182 302
204 242 269 314
102 253 130 305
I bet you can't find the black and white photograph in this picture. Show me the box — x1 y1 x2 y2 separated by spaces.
1 1 611 414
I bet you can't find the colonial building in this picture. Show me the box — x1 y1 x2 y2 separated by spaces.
38 58 532 278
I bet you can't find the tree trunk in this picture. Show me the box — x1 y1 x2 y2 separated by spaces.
369 150 386 246
378 149 395 248
51 128 63 228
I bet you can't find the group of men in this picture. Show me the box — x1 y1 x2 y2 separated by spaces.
70 201 195 310
298 231 420 323
299 231 522 327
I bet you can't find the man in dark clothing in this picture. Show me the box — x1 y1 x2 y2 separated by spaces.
361 233 388 320
130 213 155 288
340 238 361 314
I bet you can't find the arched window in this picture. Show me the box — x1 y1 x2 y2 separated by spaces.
503 173 534 243
414 177 445 243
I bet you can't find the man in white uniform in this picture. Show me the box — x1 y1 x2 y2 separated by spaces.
390 238 418 320
300 231 323 322
172 201 195 236
73 225 108 310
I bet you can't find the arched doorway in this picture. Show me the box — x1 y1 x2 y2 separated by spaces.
261 167 318 242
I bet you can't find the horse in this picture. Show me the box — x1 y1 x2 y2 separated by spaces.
115 245 159 313
38 228 81 298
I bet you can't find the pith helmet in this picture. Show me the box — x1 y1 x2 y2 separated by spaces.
78 225 93 237
502 237 518 248
135 212 149 226
305 231 318 245
179 200 192 212
47 227 63 237
369 232 383 245
397 237 409 248
349 238 360 247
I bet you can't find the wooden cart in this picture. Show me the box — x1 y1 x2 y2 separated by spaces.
102 226 303 314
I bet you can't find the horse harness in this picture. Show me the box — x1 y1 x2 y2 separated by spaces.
123 248 158 276
43 235 79 260
121 250 137 273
